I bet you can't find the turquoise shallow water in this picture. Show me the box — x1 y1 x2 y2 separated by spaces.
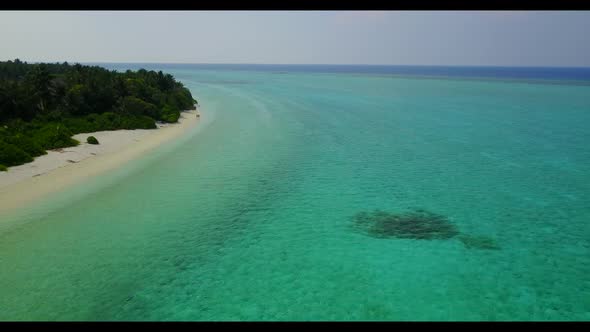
1 67 590 320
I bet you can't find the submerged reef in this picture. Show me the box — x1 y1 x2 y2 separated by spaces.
352 209 460 240
351 208 500 250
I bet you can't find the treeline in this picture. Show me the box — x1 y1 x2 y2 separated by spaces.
0 59 197 170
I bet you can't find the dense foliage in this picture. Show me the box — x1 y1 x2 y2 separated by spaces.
87 136 99 145
0 59 196 168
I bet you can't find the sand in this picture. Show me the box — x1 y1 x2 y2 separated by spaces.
0 109 202 215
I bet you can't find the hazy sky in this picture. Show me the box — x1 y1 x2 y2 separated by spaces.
1 11 589 66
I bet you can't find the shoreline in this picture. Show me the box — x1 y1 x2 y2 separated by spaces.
0 109 202 215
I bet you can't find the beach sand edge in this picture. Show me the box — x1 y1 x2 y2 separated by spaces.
0 109 202 215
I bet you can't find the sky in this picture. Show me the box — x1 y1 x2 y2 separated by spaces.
1 11 589 67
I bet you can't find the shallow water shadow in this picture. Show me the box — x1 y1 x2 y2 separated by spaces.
457 234 501 250
351 209 459 240
351 208 501 250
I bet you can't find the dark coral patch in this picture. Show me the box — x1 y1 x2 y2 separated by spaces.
352 209 460 240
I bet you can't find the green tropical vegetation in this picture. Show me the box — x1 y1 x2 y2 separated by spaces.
86 136 99 145
0 59 196 169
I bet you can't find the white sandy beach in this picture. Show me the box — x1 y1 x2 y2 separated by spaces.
0 109 201 214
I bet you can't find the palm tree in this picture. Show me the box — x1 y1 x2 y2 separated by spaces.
26 64 53 112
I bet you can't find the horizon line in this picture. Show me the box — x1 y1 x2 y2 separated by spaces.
80 61 590 69
3 59 590 69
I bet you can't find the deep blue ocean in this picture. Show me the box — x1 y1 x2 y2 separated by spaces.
93 63 590 83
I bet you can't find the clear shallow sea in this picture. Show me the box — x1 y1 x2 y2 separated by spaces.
1 65 590 320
